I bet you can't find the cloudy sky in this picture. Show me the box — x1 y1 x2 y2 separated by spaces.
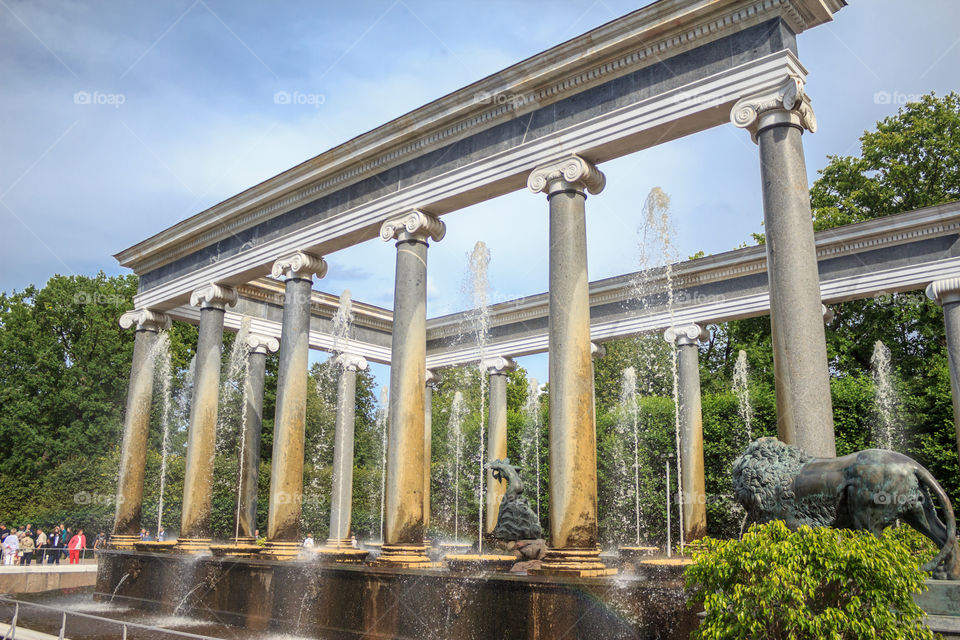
2 0 959 388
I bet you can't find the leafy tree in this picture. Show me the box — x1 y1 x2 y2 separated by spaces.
686 522 937 639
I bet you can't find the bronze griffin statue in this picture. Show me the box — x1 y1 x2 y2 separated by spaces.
732 437 960 579
485 458 542 541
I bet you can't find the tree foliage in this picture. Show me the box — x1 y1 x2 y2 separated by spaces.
686 521 936 639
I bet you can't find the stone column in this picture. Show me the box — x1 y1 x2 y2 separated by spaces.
528 155 614 576
264 251 327 560
483 356 516 535
178 284 237 552
324 352 368 558
375 210 445 568
927 278 960 463
732 76 836 458
234 333 279 544
664 324 708 544
111 309 171 549
424 369 437 536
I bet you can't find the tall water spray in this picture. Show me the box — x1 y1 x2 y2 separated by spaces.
150 331 173 538
376 386 389 542
467 241 492 552
622 367 643 545
871 340 900 449
520 379 543 521
633 187 684 551
328 290 355 540
447 391 467 540
733 350 754 445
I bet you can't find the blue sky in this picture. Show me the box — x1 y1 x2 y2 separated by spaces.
2 0 959 391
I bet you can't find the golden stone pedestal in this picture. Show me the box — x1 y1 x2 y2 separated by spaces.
316 539 369 564
530 548 617 578
370 543 441 569
209 540 262 559
109 534 140 550
175 538 212 554
261 540 302 561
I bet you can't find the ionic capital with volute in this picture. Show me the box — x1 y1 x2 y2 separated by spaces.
482 355 517 376
335 352 368 372
731 75 817 143
527 154 606 197
927 278 960 306
379 210 446 244
246 333 280 355
119 308 171 332
271 251 328 281
189 283 238 310
664 324 709 347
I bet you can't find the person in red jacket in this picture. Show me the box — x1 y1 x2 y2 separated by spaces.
68 528 86 564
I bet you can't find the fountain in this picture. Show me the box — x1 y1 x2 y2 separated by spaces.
614 367 658 562
519 379 543 521
733 349 753 445
870 340 902 450
364 386 389 551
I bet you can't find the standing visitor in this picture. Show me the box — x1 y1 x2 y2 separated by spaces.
139 528 147 541
19 531 35 565
61 527 72 561
68 528 86 564
47 527 61 564
93 531 106 551
35 528 48 564
2 530 18 565
157 527 165 541
303 533 314 548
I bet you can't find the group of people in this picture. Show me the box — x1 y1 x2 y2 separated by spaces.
138 527 166 541
0 524 105 566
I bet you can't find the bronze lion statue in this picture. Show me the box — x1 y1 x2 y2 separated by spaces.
732 437 960 579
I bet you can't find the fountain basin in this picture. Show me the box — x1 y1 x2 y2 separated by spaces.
132 541 177 553
97 549 698 638
445 553 516 572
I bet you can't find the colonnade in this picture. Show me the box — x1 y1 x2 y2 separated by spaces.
111 76 960 573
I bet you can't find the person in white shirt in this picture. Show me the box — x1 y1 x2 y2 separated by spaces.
303 534 314 548
2 532 19 565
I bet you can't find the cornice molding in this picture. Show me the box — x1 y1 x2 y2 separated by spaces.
131 51 807 311
118 0 844 277
380 210 446 243
118 308 171 332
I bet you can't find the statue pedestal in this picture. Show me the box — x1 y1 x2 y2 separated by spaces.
916 579 960 637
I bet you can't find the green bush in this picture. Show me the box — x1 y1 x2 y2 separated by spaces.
685 521 936 640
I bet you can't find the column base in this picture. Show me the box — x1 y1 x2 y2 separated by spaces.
109 534 140 550
529 547 617 577
175 538 212 554
261 540 303 561
369 543 441 569
317 539 369 564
